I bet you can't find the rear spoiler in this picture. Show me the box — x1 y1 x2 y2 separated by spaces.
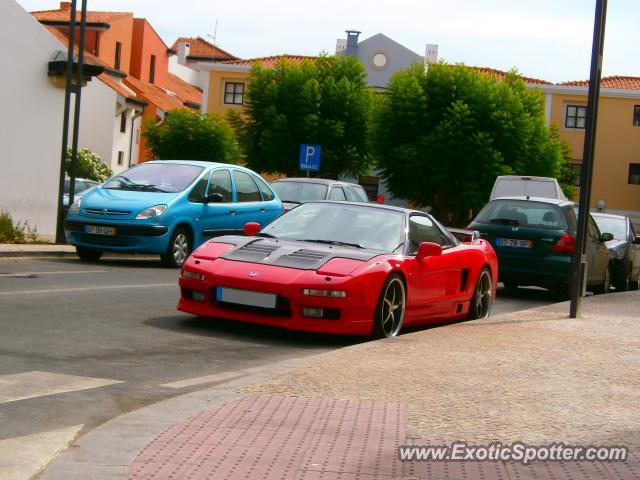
448 228 481 243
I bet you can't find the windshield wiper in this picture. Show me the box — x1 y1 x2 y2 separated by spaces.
130 184 169 193
303 239 365 249
255 232 277 238
490 218 519 226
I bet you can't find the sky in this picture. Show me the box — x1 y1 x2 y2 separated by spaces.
17 0 640 83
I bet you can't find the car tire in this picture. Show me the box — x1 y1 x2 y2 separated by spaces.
613 265 629 292
593 263 612 295
76 247 102 262
372 274 406 339
468 268 493 320
161 227 192 268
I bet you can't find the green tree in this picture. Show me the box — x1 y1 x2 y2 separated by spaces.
144 108 240 163
65 147 112 182
372 63 572 225
239 54 373 178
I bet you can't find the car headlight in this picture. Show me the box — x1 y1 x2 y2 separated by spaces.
303 288 347 298
69 198 81 214
182 269 205 281
135 204 167 220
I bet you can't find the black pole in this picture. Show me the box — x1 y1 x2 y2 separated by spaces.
68 0 88 211
569 0 607 318
54 0 78 244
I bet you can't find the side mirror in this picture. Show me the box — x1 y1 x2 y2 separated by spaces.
205 192 225 204
243 222 261 236
416 242 442 261
600 232 614 242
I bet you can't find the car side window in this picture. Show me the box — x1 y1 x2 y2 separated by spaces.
408 215 451 255
188 174 209 203
233 170 261 202
352 186 369 202
253 174 275 201
588 215 600 239
208 170 232 203
344 187 360 202
328 187 346 201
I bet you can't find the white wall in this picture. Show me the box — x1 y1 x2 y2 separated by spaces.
0 0 65 240
70 79 116 173
168 56 205 89
110 105 132 175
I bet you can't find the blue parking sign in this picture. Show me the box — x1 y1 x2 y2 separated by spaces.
299 144 321 172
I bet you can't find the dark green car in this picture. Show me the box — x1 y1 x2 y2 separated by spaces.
469 197 614 294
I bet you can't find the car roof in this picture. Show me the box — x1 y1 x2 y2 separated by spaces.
591 212 628 220
489 196 573 207
495 175 558 182
142 160 254 172
272 178 363 187
302 200 424 215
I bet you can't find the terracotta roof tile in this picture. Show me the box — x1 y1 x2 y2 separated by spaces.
220 54 316 68
170 37 236 60
123 75 185 113
32 8 131 24
471 66 552 85
166 74 202 107
560 75 640 90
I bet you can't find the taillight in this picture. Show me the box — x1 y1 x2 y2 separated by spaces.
552 234 574 254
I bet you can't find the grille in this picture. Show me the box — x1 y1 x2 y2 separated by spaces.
287 249 327 260
74 233 137 247
239 242 280 255
84 208 131 216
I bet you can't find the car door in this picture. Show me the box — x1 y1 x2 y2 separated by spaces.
196 169 237 239
231 170 267 229
403 214 462 320
586 215 610 285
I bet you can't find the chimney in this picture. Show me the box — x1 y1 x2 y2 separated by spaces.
60 1 71 10
335 38 347 54
177 41 190 65
343 30 361 56
425 44 439 65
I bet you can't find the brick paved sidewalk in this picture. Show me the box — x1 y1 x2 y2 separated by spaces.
127 292 640 479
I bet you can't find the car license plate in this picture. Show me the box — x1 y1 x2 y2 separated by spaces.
84 225 116 236
496 238 532 248
216 286 277 309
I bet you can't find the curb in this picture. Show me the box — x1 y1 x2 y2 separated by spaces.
0 250 76 258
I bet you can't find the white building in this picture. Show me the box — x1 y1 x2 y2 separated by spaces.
0 0 66 240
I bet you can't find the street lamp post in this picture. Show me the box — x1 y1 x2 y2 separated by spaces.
569 0 608 318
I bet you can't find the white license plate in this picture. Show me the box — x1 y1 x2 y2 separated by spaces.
84 225 116 236
496 238 532 248
216 287 277 308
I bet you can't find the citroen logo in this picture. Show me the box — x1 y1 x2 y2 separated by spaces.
249 272 260 277
102 209 109 215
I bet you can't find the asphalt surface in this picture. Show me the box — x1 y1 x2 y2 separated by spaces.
0 256 555 444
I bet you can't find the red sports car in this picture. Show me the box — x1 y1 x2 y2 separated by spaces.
178 202 498 338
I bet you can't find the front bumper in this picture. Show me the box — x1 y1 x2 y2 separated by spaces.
64 218 169 253
177 257 374 336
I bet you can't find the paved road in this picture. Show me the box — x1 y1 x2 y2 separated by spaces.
0 256 556 445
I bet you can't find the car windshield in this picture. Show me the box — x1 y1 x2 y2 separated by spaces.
475 199 568 230
103 163 204 193
260 202 404 252
593 216 627 240
271 181 328 203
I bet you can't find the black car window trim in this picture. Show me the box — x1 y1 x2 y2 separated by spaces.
187 171 212 203
208 169 233 203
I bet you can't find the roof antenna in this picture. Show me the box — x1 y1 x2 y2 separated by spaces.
205 21 218 45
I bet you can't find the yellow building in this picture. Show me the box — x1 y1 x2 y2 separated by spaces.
540 76 640 220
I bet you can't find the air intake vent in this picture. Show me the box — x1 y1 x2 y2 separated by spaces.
287 249 327 260
239 242 280 255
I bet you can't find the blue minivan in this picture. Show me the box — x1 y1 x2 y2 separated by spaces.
64 160 283 267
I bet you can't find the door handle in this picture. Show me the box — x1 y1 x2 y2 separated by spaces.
260 207 266 212
229 209 236 215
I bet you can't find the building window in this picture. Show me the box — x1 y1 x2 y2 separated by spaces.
629 164 640 185
224 82 244 105
117 151 124 166
149 55 156 84
114 42 122 70
565 105 586 129
568 163 582 187
634 106 640 126
120 112 127 133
